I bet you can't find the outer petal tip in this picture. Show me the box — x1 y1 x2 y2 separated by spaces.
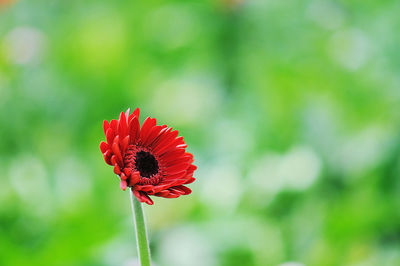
103 120 110 134
100 141 109 153
133 108 140 118
120 180 128 191
132 189 154 205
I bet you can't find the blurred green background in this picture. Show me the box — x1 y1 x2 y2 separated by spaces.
1 0 400 265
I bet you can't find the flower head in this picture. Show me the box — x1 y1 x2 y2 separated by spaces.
100 108 196 205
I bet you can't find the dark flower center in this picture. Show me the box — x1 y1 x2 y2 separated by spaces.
135 151 159 178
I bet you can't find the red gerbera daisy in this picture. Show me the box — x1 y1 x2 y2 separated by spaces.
99 108 197 205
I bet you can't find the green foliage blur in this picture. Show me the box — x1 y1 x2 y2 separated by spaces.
1 0 400 265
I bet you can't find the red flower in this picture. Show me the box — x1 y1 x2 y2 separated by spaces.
100 108 197 205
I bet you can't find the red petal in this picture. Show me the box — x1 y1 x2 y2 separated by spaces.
124 168 131 176
125 108 131 118
128 116 140 144
121 135 130 153
159 171 187 183
139 117 157 144
165 163 190 175
106 128 115 144
114 165 121 175
184 177 196 184
152 130 179 152
150 184 171 193
120 180 128 191
154 190 170 197
169 187 186 195
160 148 186 161
111 155 117 166
103 150 112 165
132 190 154 205
103 120 110 135
142 125 163 147
176 144 188 149
158 136 185 155
183 153 194 164
162 190 180 198
163 156 191 166
150 127 172 149
173 185 192 195
169 178 190 187
129 171 140 186
100 141 109 153
110 119 118 131
111 137 123 167
121 172 127 180
118 112 128 138
186 165 197 175
170 170 188 178
129 108 140 121
135 185 154 192
133 108 140 118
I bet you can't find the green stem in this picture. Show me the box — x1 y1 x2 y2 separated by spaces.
129 191 151 266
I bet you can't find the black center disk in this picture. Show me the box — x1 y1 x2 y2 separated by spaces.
135 151 159 178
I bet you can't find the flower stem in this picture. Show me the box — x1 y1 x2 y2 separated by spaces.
129 191 151 266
